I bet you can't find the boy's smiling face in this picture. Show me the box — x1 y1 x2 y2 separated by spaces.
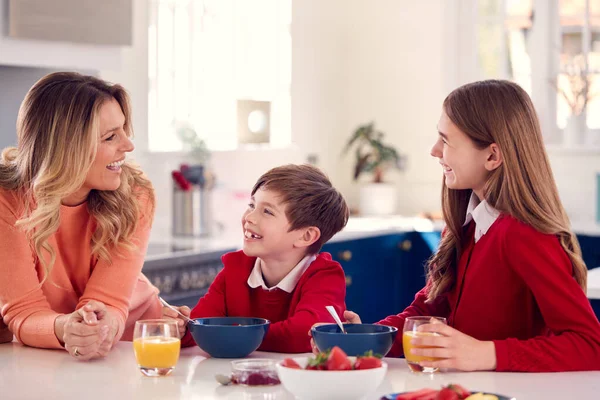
241 187 307 260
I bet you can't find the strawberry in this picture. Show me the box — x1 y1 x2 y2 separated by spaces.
354 350 383 370
418 393 440 400
395 389 438 400
435 387 459 400
354 356 382 370
325 346 352 370
281 358 301 369
448 384 471 399
306 349 329 370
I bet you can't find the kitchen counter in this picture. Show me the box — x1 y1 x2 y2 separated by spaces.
144 216 600 303
145 216 600 262
1 341 598 399
145 216 444 262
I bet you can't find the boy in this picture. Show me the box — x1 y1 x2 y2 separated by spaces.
164 164 349 353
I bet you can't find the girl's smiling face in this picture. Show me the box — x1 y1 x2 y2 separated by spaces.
430 110 494 200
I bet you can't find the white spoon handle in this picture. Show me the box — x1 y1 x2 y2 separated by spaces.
325 305 347 334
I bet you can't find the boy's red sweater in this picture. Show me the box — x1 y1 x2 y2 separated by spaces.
181 250 346 353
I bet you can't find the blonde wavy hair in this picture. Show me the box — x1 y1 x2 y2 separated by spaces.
427 80 586 301
0 72 155 280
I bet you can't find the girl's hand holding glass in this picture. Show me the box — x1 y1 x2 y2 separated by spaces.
403 316 447 373
409 320 497 372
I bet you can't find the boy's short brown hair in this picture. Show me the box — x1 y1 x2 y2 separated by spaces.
251 164 349 254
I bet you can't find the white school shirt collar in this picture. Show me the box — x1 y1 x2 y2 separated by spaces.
247 254 317 293
463 192 500 243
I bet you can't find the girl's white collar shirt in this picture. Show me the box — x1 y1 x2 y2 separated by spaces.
463 192 500 243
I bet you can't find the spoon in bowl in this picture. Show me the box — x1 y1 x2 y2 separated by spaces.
159 296 195 324
325 305 347 334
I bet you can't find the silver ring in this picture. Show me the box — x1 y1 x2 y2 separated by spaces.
73 347 80 357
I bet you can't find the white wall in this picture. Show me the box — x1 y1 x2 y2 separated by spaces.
101 0 451 239
547 147 600 228
343 0 447 214
290 0 349 195
293 0 448 215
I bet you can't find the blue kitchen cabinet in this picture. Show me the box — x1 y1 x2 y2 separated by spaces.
577 234 600 270
322 232 437 323
396 231 440 310
577 234 600 319
322 235 403 323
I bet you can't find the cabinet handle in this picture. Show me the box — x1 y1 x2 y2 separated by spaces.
398 240 412 251
345 276 352 286
338 250 352 261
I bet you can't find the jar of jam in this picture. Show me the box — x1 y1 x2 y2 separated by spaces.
230 359 281 386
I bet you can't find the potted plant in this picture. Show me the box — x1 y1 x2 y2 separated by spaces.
342 122 405 215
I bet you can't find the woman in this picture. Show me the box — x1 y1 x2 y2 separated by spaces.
0 72 162 360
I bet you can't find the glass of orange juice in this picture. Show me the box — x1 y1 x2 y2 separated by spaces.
133 319 181 377
402 316 447 373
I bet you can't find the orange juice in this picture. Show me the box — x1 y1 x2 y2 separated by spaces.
402 331 443 372
133 336 181 369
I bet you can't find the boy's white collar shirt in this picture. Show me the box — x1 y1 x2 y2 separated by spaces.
247 254 317 293
463 192 500 243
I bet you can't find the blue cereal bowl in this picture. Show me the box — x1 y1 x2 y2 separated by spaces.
188 317 270 358
311 324 398 357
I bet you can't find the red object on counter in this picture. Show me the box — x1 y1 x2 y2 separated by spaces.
172 170 191 191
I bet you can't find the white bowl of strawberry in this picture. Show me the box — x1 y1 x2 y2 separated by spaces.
276 346 387 400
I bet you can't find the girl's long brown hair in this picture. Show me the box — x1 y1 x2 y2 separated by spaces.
427 80 586 301
0 72 154 280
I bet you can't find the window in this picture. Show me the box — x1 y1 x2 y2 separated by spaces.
459 0 600 143
148 0 292 152
476 0 533 94
556 0 600 129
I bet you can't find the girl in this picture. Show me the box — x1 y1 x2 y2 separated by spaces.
0 72 162 360
326 80 600 372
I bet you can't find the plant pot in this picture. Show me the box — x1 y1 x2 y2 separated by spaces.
358 183 397 216
564 113 587 147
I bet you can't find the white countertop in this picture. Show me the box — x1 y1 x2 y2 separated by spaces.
1 341 599 399
588 268 600 300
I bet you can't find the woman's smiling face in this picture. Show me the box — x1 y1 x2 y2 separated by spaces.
62 98 134 206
